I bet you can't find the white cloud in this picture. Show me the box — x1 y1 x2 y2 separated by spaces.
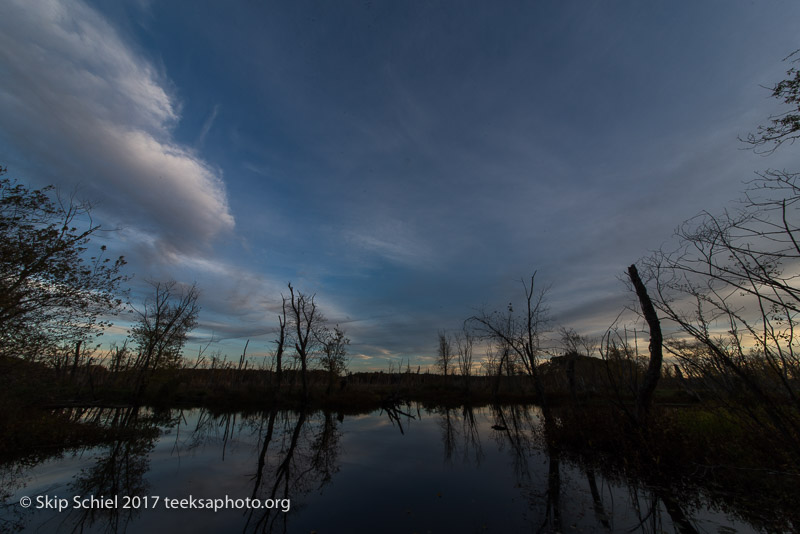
0 0 234 251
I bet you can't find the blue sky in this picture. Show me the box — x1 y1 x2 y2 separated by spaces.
1 0 799 370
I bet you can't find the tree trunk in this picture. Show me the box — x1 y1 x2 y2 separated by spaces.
628 264 663 427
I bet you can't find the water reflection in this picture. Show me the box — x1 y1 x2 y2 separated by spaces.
380 399 415 435
486 405 563 533
66 407 164 533
166 408 342 534
437 406 483 465
1 405 765 533
244 409 342 533
7 406 172 534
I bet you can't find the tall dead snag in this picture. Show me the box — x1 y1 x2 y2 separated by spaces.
273 294 288 388
628 264 663 426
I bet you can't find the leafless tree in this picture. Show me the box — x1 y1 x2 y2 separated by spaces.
599 325 642 396
436 329 454 376
646 212 800 454
271 294 289 388
469 273 552 419
287 283 324 399
642 169 800 454
558 326 598 357
453 327 474 389
481 343 499 376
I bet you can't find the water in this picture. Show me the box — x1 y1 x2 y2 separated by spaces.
0 405 765 533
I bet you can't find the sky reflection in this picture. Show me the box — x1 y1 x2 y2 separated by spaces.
2 406 760 533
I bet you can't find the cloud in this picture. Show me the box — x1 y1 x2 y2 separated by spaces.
196 104 219 148
0 0 234 253
341 222 438 270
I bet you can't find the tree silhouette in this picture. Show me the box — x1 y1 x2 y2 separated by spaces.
0 168 126 360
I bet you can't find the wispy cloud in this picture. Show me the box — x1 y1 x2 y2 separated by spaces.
196 104 219 148
341 223 438 270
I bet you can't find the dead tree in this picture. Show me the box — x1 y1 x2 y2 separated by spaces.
436 330 454 376
273 294 289 388
454 327 474 390
287 283 323 400
628 264 663 427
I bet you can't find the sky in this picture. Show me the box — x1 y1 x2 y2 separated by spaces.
1 0 799 370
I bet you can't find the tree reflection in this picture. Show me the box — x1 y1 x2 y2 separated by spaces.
2 404 766 533
460 406 483 465
486 404 705 534
439 407 457 463
245 409 342 534
617 480 703 534
585 466 612 531
310 411 341 486
490 404 539 478
488 404 562 533
63 406 169 533
437 406 483 465
380 399 416 435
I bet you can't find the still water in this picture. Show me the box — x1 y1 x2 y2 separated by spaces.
1 405 760 533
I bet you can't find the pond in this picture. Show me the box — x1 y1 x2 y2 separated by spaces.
0 404 764 533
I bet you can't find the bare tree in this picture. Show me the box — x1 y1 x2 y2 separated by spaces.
558 326 598 358
646 207 800 455
454 327 474 389
599 325 643 399
271 294 289 388
481 343 499 377
469 273 551 419
287 283 324 399
642 170 800 454
436 330 454 376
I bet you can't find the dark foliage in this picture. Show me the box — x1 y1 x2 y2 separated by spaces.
0 168 126 359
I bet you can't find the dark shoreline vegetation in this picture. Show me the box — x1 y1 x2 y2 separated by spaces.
2 359 799 532
3 52 800 532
